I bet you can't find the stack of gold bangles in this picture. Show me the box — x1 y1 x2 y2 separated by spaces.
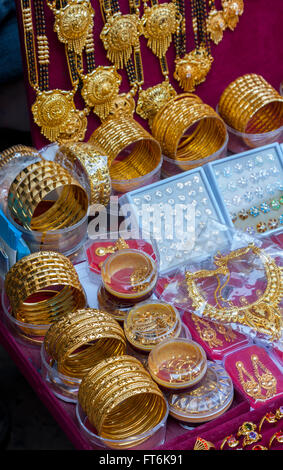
56 142 111 206
4 251 86 332
7 159 88 231
151 93 227 166
218 74 283 134
89 114 161 184
43 308 126 379
0 144 42 170
78 355 167 446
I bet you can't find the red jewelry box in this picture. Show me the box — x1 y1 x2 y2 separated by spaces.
14 0 283 149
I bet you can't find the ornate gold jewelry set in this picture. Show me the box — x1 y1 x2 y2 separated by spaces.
186 243 283 341
19 0 244 174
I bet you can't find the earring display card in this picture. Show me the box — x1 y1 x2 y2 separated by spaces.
223 344 283 409
182 311 250 362
205 143 283 238
119 167 229 274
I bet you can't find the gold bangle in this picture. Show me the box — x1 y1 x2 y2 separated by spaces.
78 355 167 444
4 251 86 326
56 142 111 206
152 93 227 163
44 308 126 378
8 159 88 231
0 145 42 170
88 114 161 181
219 74 283 133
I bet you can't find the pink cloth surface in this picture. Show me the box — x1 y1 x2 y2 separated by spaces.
14 0 283 150
158 395 283 450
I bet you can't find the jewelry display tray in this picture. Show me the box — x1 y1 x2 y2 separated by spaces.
205 143 283 239
1 257 282 451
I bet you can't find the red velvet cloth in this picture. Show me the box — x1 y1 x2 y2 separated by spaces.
15 0 283 150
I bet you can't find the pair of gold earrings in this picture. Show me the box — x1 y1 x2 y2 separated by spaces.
236 354 277 401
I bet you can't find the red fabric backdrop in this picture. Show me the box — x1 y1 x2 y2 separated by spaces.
15 0 283 149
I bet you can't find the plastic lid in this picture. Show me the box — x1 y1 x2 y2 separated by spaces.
166 361 234 423
124 300 182 352
101 249 158 300
147 338 207 389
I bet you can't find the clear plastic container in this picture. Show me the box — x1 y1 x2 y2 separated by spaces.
40 343 81 403
225 121 283 154
76 401 169 450
6 207 88 257
148 338 207 390
126 323 192 369
1 289 50 346
111 155 163 194
101 248 158 302
161 133 228 178
166 361 234 423
124 300 183 352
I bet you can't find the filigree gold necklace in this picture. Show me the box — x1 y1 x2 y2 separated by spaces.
49 0 122 121
20 0 87 143
136 0 180 126
174 0 244 92
185 243 283 340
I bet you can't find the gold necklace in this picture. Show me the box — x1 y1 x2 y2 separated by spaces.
99 0 142 72
174 0 244 92
49 0 122 121
185 243 283 340
136 0 180 126
47 0 94 54
21 0 87 143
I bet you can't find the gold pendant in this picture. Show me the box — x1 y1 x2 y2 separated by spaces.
222 0 244 31
80 66 122 120
100 12 141 69
53 0 94 54
109 93 136 118
56 109 88 144
136 80 176 125
32 89 76 142
206 8 226 44
174 47 213 92
142 2 180 59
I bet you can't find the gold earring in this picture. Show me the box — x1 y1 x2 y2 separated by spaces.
251 354 277 399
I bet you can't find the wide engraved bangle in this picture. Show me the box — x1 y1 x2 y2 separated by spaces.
8 159 88 231
4 251 86 325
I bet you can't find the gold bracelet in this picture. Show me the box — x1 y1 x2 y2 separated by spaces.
78 355 167 445
218 74 283 133
88 112 161 182
8 159 88 231
44 308 126 378
56 142 111 206
4 251 86 327
151 93 227 164
0 145 42 170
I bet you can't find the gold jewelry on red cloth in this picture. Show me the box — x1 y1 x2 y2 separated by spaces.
193 437 215 450
185 243 283 340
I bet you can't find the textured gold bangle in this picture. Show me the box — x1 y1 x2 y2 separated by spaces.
152 93 227 163
4 251 86 326
56 142 111 206
44 308 126 378
0 145 42 170
88 114 161 181
78 355 167 444
8 159 88 231
218 74 283 133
